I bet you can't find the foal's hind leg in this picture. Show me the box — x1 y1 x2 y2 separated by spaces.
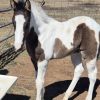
63 53 84 100
85 58 97 100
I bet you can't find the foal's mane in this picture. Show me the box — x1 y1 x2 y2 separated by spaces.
30 0 54 23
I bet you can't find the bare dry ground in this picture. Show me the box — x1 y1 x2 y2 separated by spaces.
2 51 100 100
0 0 100 100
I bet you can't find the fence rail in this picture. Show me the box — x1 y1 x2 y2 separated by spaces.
0 8 12 13
0 6 25 69
0 34 14 43
0 22 12 29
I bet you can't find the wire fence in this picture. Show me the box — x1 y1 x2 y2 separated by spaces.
0 22 12 29
0 8 12 13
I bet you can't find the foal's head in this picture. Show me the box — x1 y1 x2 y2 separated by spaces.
10 0 31 50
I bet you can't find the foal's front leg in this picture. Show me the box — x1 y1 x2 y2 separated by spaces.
36 60 48 100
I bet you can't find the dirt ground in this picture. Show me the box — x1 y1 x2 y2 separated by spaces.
0 0 100 100
1 50 100 100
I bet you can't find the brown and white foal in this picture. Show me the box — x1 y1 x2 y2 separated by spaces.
11 0 100 100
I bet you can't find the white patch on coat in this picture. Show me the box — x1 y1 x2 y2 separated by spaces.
30 0 54 34
14 15 25 51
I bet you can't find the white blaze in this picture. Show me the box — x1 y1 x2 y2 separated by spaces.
14 15 25 51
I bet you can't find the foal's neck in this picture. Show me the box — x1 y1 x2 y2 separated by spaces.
30 1 53 34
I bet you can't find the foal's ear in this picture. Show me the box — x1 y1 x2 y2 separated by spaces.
41 0 45 7
25 0 31 11
10 0 17 10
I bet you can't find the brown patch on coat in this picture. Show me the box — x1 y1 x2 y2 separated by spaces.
73 23 83 48
26 27 45 63
53 38 73 58
35 41 45 62
74 23 97 61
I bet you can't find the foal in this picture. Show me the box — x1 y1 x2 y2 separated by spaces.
11 0 100 100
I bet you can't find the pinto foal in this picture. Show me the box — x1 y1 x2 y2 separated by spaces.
10 0 99 100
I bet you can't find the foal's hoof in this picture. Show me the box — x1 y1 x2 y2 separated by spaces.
63 96 69 100
85 94 92 100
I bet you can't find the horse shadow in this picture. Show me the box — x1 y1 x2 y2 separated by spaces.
3 94 30 100
0 69 9 75
44 77 100 100
0 46 25 69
